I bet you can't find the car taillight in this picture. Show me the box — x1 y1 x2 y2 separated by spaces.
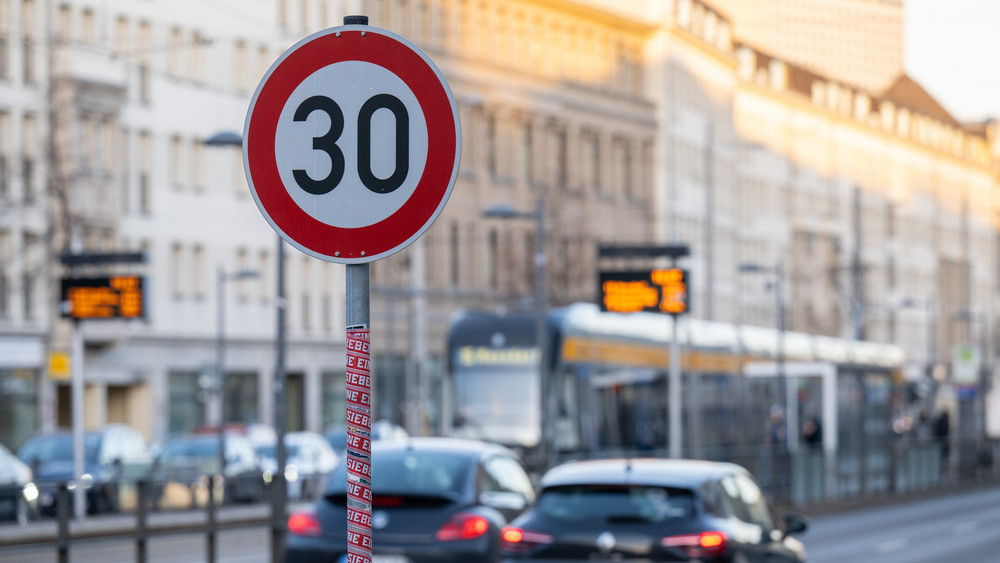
435 512 490 541
501 526 554 554
661 531 728 557
287 509 322 537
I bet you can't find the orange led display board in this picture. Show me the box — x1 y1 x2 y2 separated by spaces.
599 269 688 315
60 276 145 319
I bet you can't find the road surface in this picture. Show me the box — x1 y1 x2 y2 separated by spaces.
3 487 1000 562
803 486 1000 563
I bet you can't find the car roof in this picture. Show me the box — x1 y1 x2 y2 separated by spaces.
540 458 748 489
371 437 519 460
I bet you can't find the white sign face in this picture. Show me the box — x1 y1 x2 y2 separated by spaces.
244 25 461 264
273 61 429 229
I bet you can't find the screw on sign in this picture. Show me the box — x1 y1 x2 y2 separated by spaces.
244 16 460 563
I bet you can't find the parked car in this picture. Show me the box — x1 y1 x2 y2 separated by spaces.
500 458 808 562
17 424 153 515
152 432 266 507
0 442 37 523
324 419 409 458
285 437 536 562
257 431 339 500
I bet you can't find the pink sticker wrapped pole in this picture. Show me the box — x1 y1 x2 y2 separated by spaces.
345 326 372 563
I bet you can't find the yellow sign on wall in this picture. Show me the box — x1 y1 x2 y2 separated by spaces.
48 351 70 381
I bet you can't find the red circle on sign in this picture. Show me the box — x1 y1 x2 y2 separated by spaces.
244 27 460 263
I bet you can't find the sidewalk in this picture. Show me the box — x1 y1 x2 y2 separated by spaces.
0 503 298 547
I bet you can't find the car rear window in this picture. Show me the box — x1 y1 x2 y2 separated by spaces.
537 484 696 523
326 449 471 499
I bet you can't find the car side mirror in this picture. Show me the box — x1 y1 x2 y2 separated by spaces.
783 512 809 536
480 491 527 511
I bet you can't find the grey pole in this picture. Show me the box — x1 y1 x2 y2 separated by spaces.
777 260 794 451
271 237 288 562
535 198 551 470
71 319 86 519
669 315 681 458
209 266 226 563
216 266 227 489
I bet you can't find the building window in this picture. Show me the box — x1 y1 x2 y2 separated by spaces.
487 228 498 290
114 16 129 56
138 21 151 102
168 371 204 436
234 40 247 91
258 249 271 303
169 27 183 78
192 245 205 298
170 135 183 189
139 131 151 213
225 372 258 424
300 256 311 330
0 229 9 317
449 222 460 286
237 247 250 300
321 372 346 429
22 233 36 320
119 127 130 212
191 140 204 192
523 121 534 184
484 113 496 178
171 243 184 297
586 133 600 191
138 172 150 214
21 155 33 203
21 0 34 84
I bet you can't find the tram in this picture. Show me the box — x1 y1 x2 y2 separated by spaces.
445 302 905 486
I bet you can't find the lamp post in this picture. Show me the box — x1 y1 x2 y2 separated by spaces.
206 130 289 561
215 268 259 476
738 260 791 450
482 198 550 469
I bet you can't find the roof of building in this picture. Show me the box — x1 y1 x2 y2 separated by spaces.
879 74 960 127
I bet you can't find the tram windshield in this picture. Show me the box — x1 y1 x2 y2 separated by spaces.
452 365 541 448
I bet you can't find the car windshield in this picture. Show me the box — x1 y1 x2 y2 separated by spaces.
19 434 101 464
537 484 696 523
160 437 218 460
326 449 471 499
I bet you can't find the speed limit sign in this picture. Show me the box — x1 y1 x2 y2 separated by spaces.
244 24 461 263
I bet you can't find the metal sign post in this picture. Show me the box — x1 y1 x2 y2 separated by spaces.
345 265 372 562
243 14 460 563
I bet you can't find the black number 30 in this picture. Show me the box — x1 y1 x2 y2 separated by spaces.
292 94 410 195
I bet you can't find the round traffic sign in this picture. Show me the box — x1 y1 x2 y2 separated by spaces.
244 25 461 263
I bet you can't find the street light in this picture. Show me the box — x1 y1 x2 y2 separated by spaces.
205 130 289 562
482 198 551 469
216 267 259 472
738 260 792 450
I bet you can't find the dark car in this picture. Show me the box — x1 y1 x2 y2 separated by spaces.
152 433 266 507
0 441 37 523
500 458 808 563
325 420 409 458
18 424 152 515
285 437 536 563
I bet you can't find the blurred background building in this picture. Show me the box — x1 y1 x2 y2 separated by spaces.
0 0 997 452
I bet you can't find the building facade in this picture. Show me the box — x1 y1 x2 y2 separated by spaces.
711 0 905 93
0 0 997 451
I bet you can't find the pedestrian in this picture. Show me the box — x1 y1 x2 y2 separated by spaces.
933 410 950 466
802 416 822 449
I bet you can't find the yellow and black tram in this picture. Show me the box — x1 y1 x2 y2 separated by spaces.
446 302 906 498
